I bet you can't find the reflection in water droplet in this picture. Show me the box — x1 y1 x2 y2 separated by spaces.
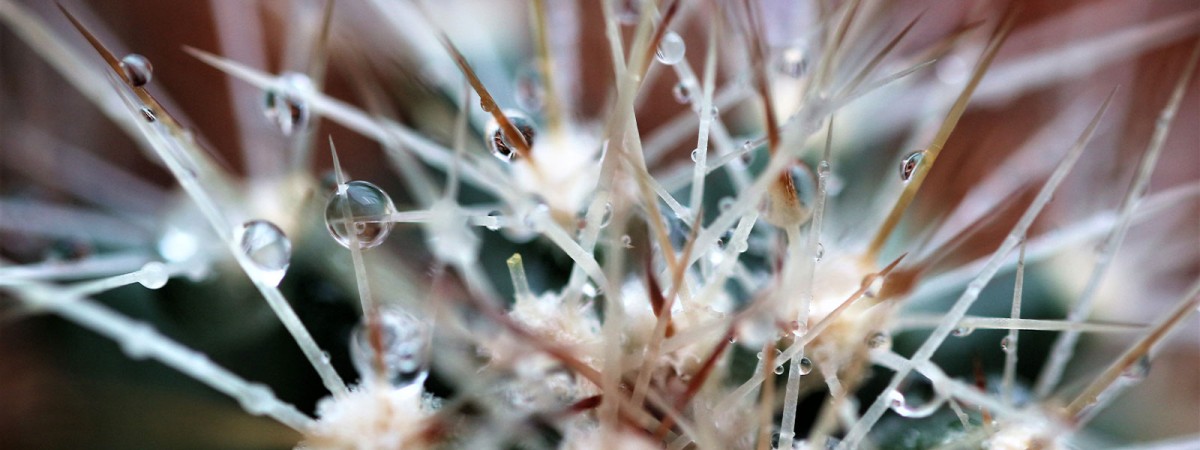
672 82 692 103
236 220 292 287
486 110 537 162
351 309 430 388
324 180 396 249
262 72 313 136
120 54 153 87
656 32 686 65
140 107 157 123
138 262 169 289
814 242 824 261
775 47 807 78
798 357 813 375
900 150 925 182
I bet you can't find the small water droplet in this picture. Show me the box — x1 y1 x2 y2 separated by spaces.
236 220 291 287
581 282 599 298
262 72 313 136
798 357 813 375
655 32 686 65
691 148 701 162
120 54 153 87
138 261 169 289
789 320 807 337
617 0 641 25
1122 355 1151 381
709 105 720 118
867 332 892 350
239 383 276 416
485 211 503 231
672 82 692 103
621 234 633 248
324 180 396 249
486 110 537 162
951 326 975 337
775 47 808 78
599 203 613 228
718 196 735 211
140 107 157 122
774 365 785 375
861 274 883 298
1000 336 1014 352
814 242 824 261
900 150 925 182
351 308 430 388
522 203 550 232
887 390 906 409
514 64 545 112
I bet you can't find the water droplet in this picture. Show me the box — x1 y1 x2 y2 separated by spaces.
867 332 892 350
324 180 396 249
900 150 925 182
861 274 883 298
140 107 157 122
814 242 824 261
236 220 291 287
581 282 599 298
739 141 757 165
789 320 807 337
599 203 613 228
238 383 276 416
691 148 701 162
1122 355 1151 381
351 308 430 388
262 72 313 136
617 0 641 25
656 32 686 65
798 357 813 375
951 326 975 337
514 64 545 112
522 203 549 232
120 54 153 87
718 196 735 211
755 351 764 360
1000 336 1014 352
709 105 720 118
672 82 692 103
887 390 906 409
485 211 503 231
138 261 169 289
621 234 633 248
774 365 785 375
486 110 537 162
775 47 808 78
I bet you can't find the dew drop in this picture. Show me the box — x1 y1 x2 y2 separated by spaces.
351 308 430 388
617 0 641 25
709 105 720 118
691 148 701 162
951 326 975 337
867 332 892 350
774 365 785 375
887 390 906 409
861 274 883 299
138 261 169 289
1000 336 1014 352
486 110 537 162
655 32 686 65
236 220 292 287
798 357 813 375
672 82 692 104
899 150 925 182
718 196 735 211
599 203 613 228
1122 355 1151 381
324 180 396 249
262 72 313 136
485 211 503 231
514 64 545 112
775 47 808 78
120 53 153 87
621 234 633 248
140 107 157 123
814 242 824 261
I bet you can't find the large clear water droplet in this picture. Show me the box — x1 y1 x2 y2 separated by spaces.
900 150 925 182
775 47 808 78
324 180 396 249
514 64 545 112
262 72 313 136
351 309 430 388
656 32 686 65
486 110 537 162
120 54 153 87
236 220 291 287
138 261 169 289
1121 355 1151 381
672 82 692 104
798 357 813 375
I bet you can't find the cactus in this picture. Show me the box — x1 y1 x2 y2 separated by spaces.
1 1 1198 449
